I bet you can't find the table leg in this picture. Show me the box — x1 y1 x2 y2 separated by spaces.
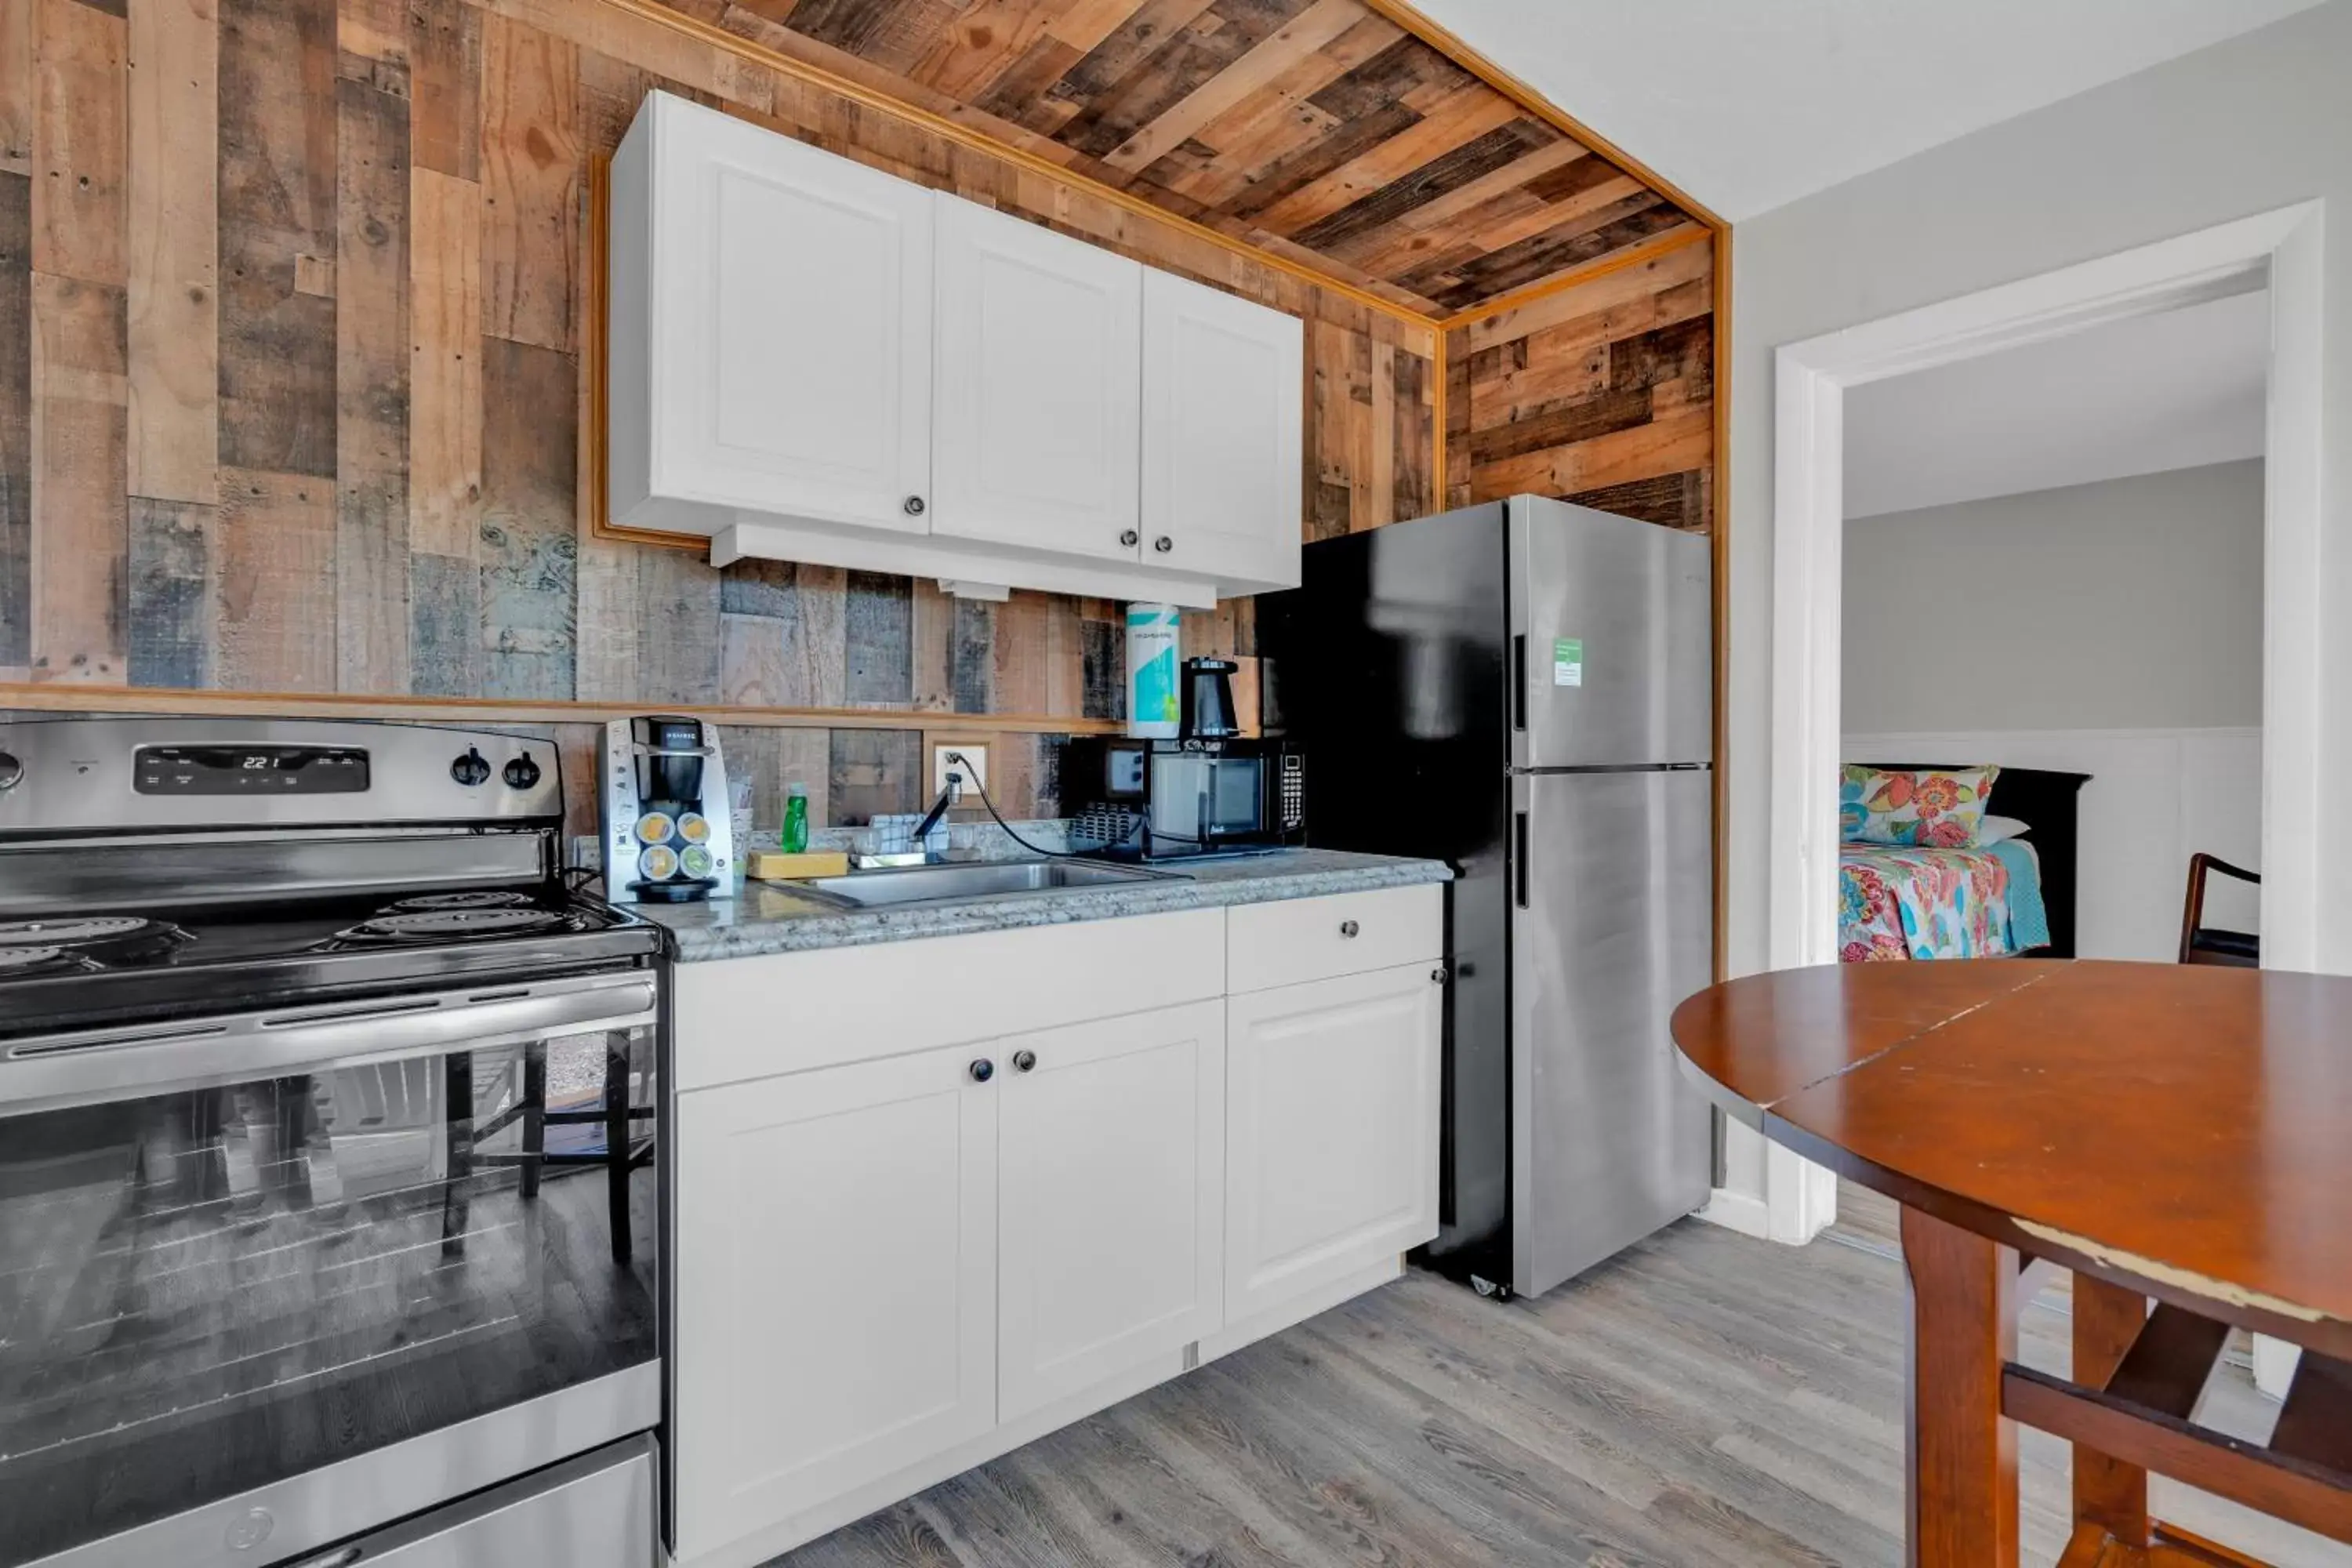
2073 1272 2153 1549
1903 1205 2020 1567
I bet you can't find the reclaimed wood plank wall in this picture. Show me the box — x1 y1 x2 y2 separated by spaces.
1442 235 1715 532
0 0 1436 826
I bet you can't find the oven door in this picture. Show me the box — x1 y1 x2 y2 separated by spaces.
0 970 662 1568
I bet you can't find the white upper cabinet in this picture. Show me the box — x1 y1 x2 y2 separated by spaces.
608 89 1302 608
932 199 1144 563
1142 271 1305 592
608 90 933 539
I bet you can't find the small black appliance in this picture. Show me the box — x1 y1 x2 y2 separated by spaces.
1180 656 1243 740
1061 734 1305 862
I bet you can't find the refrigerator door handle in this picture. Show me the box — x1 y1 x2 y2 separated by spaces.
1512 634 1527 731
1514 810 1530 909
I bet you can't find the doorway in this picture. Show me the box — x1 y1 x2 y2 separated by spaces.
1757 201 2326 1240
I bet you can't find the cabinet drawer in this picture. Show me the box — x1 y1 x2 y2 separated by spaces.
1225 886 1441 994
674 907 1224 1090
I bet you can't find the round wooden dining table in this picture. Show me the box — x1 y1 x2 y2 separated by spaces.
1671 959 2352 1567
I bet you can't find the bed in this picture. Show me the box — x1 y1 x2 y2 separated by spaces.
1838 764 2091 962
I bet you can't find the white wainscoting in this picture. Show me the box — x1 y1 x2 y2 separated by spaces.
1843 728 2262 961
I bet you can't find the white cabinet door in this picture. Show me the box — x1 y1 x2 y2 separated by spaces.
932 196 1143 561
1141 270 1304 592
633 91 934 533
1225 963 1442 1321
672 1044 996 1559
996 1000 1225 1421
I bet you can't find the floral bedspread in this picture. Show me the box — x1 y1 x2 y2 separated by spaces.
1838 844 2017 962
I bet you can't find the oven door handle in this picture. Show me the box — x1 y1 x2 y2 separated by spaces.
0 972 659 1114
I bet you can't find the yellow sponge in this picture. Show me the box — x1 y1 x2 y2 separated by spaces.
747 850 851 881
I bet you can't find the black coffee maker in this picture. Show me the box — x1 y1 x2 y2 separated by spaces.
1181 658 1242 741
599 715 737 903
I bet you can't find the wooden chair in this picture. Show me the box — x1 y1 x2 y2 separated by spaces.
2178 852 2260 967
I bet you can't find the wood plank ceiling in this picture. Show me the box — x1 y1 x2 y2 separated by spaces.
644 0 1713 318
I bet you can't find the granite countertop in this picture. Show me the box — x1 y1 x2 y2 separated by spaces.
638 848 1453 962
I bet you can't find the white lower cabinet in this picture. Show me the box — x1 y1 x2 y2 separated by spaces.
1225 962 1444 1321
673 1044 998 1561
996 1000 1225 1421
670 887 1443 1566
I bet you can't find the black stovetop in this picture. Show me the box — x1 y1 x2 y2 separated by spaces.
0 883 664 1041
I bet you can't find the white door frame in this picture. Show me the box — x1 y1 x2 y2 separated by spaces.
1758 201 2328 1243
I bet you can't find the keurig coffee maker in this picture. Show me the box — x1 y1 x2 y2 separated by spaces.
600 716 737 903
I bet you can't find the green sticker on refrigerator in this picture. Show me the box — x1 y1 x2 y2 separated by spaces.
1552 637 1584 688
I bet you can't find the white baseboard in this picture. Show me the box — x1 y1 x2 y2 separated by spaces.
1697 1185 1773 1239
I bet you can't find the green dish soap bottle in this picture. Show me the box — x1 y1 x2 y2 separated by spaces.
781 781 810 855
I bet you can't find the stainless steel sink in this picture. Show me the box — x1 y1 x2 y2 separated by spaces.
796 858 1177 909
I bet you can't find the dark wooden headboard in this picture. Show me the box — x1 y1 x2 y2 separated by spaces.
1858 764 2094 958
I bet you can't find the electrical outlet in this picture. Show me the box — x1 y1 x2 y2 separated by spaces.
933 742 989 800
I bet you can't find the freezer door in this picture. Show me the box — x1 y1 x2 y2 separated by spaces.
1509 496 1711 768
1509 766 1712 1298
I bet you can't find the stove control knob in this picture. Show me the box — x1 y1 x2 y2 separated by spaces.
450 748 492 787
0 751 20 792
503 752 543 790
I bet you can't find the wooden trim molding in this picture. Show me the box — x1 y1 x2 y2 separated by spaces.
1431 329 1449 506
0 684 1121 736
583 155 708 553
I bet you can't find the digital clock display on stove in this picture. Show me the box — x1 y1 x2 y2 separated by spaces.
133 746 372 795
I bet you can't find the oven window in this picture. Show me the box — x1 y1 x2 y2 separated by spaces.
0 1029 658 1566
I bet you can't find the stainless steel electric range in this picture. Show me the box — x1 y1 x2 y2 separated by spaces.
0 717 666 1568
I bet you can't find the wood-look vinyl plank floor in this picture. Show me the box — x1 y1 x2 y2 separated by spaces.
768 1218 2346 1567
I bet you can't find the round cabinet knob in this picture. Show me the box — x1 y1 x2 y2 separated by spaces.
1432 967 1448 985
1152 535 1174 554
968 1058 995 1083
904 495 927 517
0 750 20 792
1339 920 1359 938
1119 529 1140 548
1013 1049 1037 1073
503 752 543 790
450 748 492 786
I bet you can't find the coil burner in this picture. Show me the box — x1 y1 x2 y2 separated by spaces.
339 906 571 943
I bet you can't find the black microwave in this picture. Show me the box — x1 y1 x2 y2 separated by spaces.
1061 736 1305 860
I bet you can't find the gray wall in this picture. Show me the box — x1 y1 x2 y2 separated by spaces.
1726 0 2352 978
1842 460 2264 734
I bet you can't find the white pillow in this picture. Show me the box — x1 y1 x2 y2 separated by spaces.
1976 814 2030 845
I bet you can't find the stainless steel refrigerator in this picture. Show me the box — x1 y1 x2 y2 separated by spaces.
1257 494 1713 1300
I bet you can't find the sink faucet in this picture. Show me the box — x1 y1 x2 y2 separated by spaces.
906 754 969 855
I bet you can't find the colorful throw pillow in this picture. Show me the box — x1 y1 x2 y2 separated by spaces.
1841 765 2001 848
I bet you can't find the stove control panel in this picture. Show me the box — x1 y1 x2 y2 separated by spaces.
135 746 372 796
0 718 564 834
